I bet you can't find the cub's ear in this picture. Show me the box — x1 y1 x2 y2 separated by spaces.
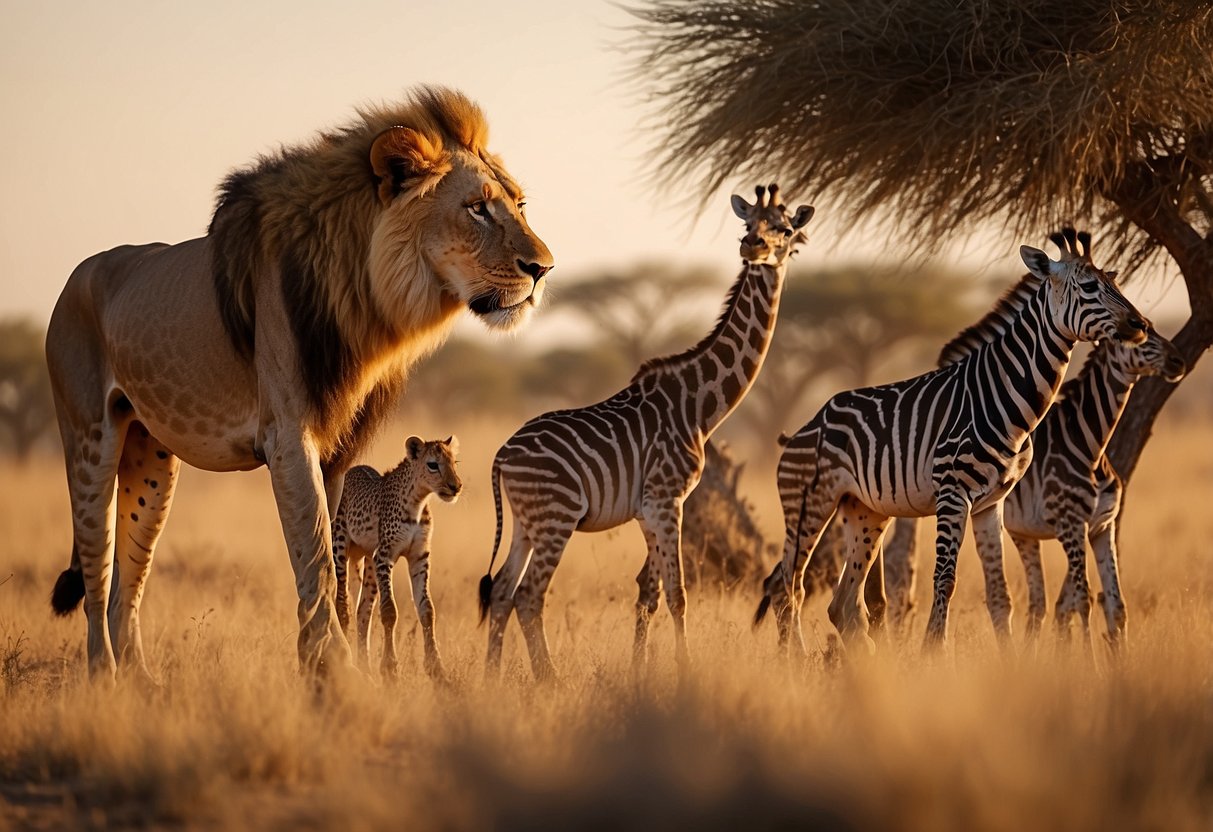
442 435 460 456
405 435 424 460
730 194 752 219
370 127 449 206
1020 245 1059 279
791 205 815 229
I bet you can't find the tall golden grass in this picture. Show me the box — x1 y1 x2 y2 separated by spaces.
1 411 1210 830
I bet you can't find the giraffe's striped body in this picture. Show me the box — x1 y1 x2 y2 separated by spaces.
883 328 1185 651
755 230 1149 653
480 185 813 679
332 436 461 680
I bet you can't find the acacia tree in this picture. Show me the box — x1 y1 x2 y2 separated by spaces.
0 319 55 462
631 0 1213 483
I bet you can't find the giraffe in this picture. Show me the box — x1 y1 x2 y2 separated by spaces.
478 184 814 680
754 229 1150 654
331 435 461 680
882 324 1185 652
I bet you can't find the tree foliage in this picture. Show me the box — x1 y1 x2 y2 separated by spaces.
0 319 55 461
631 0 1213 481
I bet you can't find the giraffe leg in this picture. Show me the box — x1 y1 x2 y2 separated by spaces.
1054 518 1095 661
632 551 661 673
354 553 376 668
1011 533 1046 648
923 490 971 649
373 551 400 678
105 422 179 685
486 523 532 678
640 499 691 673
826 497 890 653
512 522 575 682
971 503 1014 649
404 548 446 682
1090 520 1126 652
54 403 131 681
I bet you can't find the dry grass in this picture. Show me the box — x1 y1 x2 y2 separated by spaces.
1 413 1211 831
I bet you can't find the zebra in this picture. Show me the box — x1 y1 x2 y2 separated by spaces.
478 184 814 680
754 229 1150 653
882 325 1185 652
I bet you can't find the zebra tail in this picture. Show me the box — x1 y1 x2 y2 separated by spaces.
478 455 506 625
50 544 84 616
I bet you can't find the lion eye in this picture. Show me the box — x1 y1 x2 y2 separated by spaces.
426 461 439 472
468 201 490 220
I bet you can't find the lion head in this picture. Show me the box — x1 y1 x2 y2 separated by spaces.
208 86 555 470
367 91 553 332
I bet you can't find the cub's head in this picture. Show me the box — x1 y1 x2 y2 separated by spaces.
404 435 462 502
368 89 553 332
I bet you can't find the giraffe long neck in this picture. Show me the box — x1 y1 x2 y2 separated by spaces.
969 281 1077 452
1051 352 1137 465
686 260 785 436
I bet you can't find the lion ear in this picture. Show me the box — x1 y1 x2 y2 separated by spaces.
370 127 448 206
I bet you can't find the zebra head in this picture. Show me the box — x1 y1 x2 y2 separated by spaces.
731 183 814 266
1104 327 1187 382
1020 228 1149 346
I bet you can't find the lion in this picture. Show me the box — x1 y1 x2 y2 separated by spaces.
46 86 554 682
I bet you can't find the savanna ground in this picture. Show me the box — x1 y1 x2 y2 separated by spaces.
1 410 1211 831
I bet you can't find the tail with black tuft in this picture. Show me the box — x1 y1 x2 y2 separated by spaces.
51 546 85 615
478 574 494 624
478 454 506 627
753 594 772 628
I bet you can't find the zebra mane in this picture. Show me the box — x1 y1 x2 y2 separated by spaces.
936 272 1044 367
630 264 750 382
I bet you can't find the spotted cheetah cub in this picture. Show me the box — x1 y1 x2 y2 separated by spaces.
333 435 462 680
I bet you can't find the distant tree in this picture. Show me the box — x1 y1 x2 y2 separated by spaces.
632 0 1213 484
403 338 525 418
737 263 990 454
557 263 724 369
0 319 55 461
518 345 632 409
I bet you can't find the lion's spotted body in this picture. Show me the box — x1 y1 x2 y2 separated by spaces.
47 86 553 681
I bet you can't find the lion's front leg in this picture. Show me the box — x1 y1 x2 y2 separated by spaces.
264 428 353 677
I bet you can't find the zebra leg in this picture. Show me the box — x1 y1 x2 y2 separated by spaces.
109 424 180 685
882 517 919 633
1011 533 1047 648
864 550 888 641
513 523 574 682
1055 518 1095 660
404 549 446 682
486 524 532 678
373 551 400 678
825 496 890 653
632 552 661 672
1089 519 1127 651
776 485 837 657
971 503 1014 648
923 490 971 649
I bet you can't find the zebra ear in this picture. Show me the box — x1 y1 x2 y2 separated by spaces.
1020 245 1060 279
1104 270 1119 282
731 194 752 219
405 435 424 460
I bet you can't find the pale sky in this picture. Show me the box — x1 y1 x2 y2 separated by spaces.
0 0 1191 330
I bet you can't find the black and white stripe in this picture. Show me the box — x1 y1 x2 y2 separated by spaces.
755 229 1149 652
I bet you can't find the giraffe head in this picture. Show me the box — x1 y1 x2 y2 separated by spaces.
1104 327 1187 383
404 435 463 502
1020 228 1149 346
731 184 815 267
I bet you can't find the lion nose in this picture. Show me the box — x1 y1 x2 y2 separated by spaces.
517 260 550 283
